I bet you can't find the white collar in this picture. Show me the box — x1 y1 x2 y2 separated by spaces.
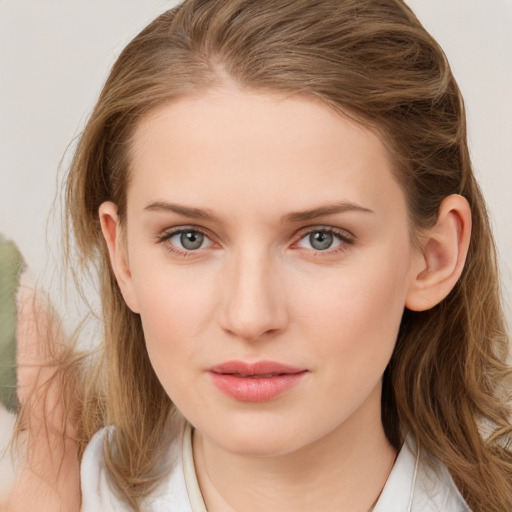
181 425 469 512
373 434 420 512
182 423 207 512
80 424 470 511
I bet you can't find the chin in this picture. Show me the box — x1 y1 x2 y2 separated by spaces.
223 432 300 458
201 413 313 458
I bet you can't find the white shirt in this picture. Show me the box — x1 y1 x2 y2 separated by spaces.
81 424 471 512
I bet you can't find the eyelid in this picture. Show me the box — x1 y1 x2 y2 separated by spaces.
158 224 213 239
291 225 355 253
293 225 355 243
156 224 354 256
157 225 218 253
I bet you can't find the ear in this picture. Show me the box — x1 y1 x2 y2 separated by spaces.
98 201 140 313
405 194 472 312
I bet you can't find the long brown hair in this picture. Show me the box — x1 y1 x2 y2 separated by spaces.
63 0 512 509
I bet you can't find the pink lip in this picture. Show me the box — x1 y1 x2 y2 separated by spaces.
208 360 308 402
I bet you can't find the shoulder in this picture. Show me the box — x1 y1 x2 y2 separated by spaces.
80 426 192 512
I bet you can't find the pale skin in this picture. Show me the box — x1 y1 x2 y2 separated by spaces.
97 84 472 512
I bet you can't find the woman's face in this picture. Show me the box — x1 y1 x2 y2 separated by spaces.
113 85 421 456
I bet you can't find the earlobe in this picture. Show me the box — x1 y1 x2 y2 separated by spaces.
98 202 140 313
405 194 472 312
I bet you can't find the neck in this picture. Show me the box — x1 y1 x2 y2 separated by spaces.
192 385 397 512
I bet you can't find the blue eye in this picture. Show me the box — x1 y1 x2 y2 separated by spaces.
176 230 205 250
296 229 349 251
161 228 213 252
308 231 334 250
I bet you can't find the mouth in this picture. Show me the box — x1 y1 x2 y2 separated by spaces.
208 360 308 402
209 360 306 376
227 373 289 378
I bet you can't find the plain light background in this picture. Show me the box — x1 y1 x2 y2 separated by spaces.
1 0 511 330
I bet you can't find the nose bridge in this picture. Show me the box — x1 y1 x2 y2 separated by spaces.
219 244 287 341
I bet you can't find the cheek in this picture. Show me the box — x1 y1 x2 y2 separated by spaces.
296 244 411 373
133 279 209 408
129 257 219 365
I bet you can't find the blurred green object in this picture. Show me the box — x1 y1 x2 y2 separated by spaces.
0 235 24 412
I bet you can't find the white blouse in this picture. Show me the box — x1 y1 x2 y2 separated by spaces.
81 424 471 512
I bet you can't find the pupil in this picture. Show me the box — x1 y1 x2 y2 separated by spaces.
310 231 333 250
180 231 203 250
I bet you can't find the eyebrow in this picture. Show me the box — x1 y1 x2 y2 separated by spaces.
144 201 217 221
144 200 373 223
281 203 374 224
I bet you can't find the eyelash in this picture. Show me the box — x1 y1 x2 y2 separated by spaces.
294 227 354 255
156 226 354 257
156 227 214 257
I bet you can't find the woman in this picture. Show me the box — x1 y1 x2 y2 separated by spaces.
10 0 512 511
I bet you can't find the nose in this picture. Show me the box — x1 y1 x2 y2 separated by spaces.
218 249 289 342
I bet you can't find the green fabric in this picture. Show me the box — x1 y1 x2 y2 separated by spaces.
0 236 24 412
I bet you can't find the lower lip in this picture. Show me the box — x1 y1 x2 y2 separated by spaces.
209 372 307 402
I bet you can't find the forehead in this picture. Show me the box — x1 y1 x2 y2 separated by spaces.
126 86 405 222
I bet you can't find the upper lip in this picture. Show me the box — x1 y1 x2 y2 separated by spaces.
208 360 306 376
